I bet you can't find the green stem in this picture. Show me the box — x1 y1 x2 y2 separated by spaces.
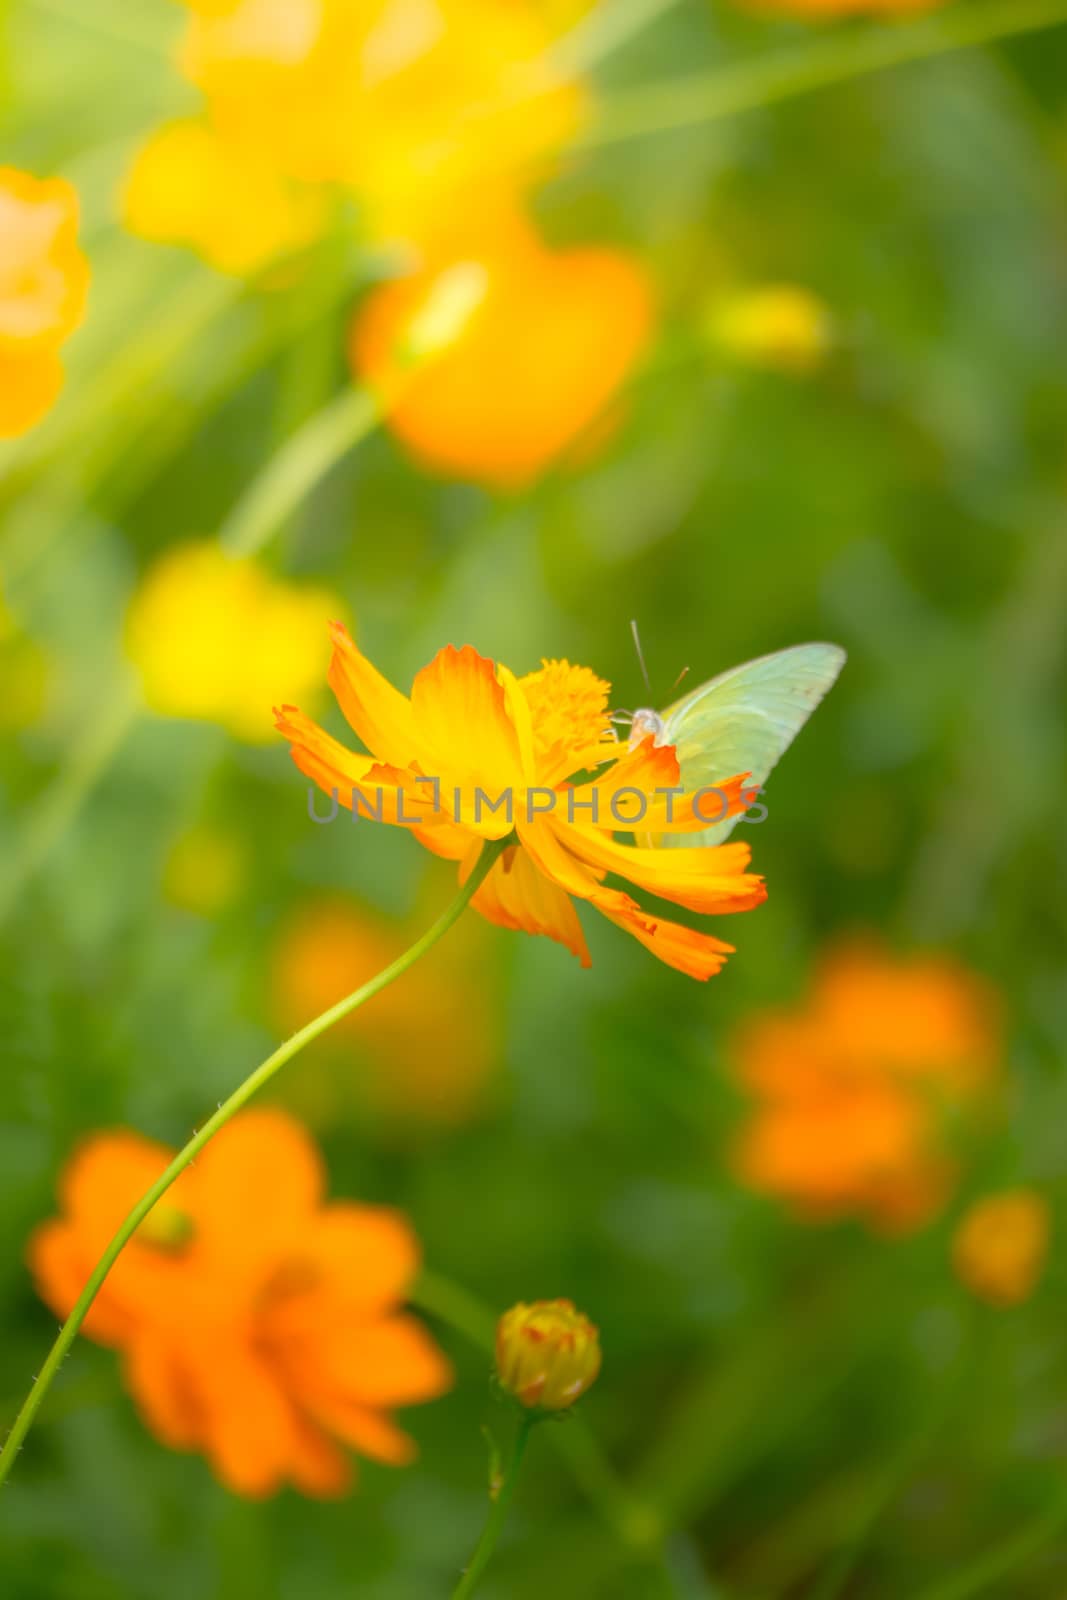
581 0 1067 150
452 1415 536 1600
219 386 380 560
0 838 506 1489
218 244 495 563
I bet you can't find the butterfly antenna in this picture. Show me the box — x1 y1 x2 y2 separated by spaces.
630 619 653 699
671 664 691 692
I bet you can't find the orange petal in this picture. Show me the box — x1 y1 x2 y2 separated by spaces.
515 815 606 903
287 1413 353 1499
352 232 652 488
590 746 753 833
189 1109 323 1272
513 820 734 977
561 830 767 917
0 348 64 437
299 1393 419 1467
412 813 473 861
464 842 590 966
591 735 680 801
326 622 419 766
301 1203 423 1311
194 1340 296 1499
302 1314 453 1407
30 1131 196 1337
410 645 524 807
599 893 737 981
123 1334 204 1452
275 703 421 826
27 1221 132 1346
57 1129 179 1243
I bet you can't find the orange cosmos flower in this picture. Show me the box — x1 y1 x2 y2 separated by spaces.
732 942 1001 1231
272 898 499 1130
351 210 653 486
29 1109 451 1497
953 1190 1051 1308
0 168 89 436
276 627 766 979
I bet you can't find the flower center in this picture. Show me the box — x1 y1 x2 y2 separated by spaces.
518 659 614 780
136 1203 194 1252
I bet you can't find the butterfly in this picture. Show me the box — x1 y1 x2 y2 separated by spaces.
626 639 846 847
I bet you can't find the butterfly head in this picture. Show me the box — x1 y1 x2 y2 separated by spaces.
628 707 667 750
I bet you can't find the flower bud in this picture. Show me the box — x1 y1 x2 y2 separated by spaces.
495 1298 601 1412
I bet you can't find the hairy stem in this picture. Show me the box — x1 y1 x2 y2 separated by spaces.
452 1415 536 1600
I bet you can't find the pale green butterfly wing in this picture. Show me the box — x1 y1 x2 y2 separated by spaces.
658 642 846 847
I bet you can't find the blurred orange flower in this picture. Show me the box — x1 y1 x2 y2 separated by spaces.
953 1190 1051 1307
276 627 766 978
123 119 325 276
272 898 498 1130
29 1109 451 1497
352 212 653 486
731 942 1001 1231
0 168 89 436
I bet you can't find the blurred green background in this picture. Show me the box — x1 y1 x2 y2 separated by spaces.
3 0 1067 1595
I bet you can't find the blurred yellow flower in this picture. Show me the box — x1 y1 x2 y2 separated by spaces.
181 0 585 246
126 541 341 742
272 898 499 1131
710 285 832 374
163 821 248 914
0 167 89 436
731 942 1002 1232
351 209 654 486
123 120 325 276
953 1190 1051 1308
495 1299 601 1411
